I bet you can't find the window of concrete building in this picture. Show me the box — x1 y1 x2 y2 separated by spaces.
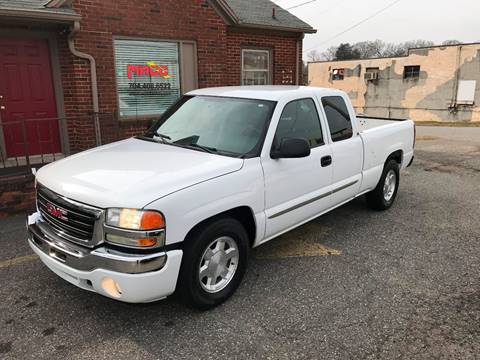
332 68 344 80
114 39 197 118
403 65 420 79
321 96 353 142
364 67 379 82
242 49 272 85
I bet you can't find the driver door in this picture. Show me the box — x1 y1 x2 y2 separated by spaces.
261 98 333 239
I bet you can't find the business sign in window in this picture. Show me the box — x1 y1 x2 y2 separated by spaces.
114 39 181 117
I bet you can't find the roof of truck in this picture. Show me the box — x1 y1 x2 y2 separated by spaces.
187 86 346 101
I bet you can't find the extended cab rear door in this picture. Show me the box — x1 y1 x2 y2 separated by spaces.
316 94 363 202
260 95 334 240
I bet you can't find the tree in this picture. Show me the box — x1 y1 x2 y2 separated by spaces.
442 40 461 45
380 39 435 57
321 46 337 61
335 43 361 60
353 40 386 59
307 50 322 62
316 39 458 61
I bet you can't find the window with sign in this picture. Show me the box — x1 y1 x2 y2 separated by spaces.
114 39 181 117
242 49 271 85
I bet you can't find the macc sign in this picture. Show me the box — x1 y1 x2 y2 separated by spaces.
127 62 170 79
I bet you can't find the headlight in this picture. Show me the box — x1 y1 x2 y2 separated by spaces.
105 209 165 248
106 208 165 230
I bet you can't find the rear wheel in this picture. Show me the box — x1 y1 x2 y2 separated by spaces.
177 218 249 310
366 159 400 210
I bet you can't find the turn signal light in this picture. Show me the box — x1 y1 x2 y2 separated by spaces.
105 234 161 248
140 211 165 230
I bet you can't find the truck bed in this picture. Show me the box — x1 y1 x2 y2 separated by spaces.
357 115 408 132
356 114 415 194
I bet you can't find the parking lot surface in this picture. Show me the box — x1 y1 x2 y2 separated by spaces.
1 126 479 359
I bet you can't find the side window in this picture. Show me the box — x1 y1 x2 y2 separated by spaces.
322 96 353 142
273 98 324 150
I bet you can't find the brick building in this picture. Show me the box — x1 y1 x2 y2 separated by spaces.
308 43 480 123
0 0 314 215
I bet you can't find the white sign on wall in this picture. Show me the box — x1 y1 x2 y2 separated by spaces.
456 80 476 104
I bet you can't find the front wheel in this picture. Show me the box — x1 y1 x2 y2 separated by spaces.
366 159 400 211
176 218 249 310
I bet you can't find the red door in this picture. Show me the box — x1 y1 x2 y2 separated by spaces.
0 38 61 157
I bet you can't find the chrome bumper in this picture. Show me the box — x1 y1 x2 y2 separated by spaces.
27 219 167 274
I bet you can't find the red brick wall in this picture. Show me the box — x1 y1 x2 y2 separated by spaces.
57 0 303 151
0 174 35 218
225 27 301 86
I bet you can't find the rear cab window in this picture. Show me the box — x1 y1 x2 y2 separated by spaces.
272 98 324 151
321 96 353 142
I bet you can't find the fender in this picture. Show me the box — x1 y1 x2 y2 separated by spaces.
145 158 266 247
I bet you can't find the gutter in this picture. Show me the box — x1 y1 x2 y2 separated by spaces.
236 23 316 34
0 8 80 23
68 21 101 146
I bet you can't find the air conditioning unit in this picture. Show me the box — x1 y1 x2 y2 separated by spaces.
364 72 378 81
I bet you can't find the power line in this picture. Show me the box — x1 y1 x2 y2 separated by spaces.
286 0 317 10
315 0 348 16
304 0 404 53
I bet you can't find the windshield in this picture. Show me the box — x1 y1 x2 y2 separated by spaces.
143 96 276 157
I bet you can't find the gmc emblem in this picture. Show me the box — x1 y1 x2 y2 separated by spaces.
45 202 68 221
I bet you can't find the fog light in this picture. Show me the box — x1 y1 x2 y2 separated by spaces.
101 277 122 298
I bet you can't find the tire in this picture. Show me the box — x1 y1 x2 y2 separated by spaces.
176 217 250 310
366 159 400 211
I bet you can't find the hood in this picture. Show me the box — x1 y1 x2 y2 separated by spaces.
36 138 244 209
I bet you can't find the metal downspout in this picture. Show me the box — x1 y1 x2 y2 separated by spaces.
67 21 101 146
450 45 463 110
296 34 304 85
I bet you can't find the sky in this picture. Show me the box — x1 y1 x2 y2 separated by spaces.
272 0 480 59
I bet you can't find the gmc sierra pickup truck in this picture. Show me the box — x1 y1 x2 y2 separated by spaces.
28 86 415 309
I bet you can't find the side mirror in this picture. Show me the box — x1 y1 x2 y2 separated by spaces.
271 138 311 159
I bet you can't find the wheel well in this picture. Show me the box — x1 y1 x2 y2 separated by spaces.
386 150 403 166
185 206 257 247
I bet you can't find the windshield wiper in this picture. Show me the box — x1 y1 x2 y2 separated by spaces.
153 132 171 144
172 135 217 154
181 143 217 154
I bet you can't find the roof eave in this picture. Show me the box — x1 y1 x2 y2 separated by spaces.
0 8 80 23
44 0 73 7
236 22 317 34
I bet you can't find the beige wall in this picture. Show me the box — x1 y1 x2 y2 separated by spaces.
308 44 480 122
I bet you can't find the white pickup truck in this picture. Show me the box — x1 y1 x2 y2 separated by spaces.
28 86 414 309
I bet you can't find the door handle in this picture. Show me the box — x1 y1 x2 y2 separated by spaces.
321 155 332 167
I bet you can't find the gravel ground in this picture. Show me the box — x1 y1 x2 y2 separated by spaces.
0 126 479 359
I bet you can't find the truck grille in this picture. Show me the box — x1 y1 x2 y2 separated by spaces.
36 185 102 246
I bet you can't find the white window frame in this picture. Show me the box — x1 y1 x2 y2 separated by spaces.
241 49 272 85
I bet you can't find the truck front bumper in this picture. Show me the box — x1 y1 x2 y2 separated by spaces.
27 214 183 303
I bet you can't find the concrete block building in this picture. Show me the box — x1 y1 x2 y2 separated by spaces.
308 43 480 123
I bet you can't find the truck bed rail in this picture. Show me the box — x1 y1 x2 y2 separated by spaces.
356 115 408 122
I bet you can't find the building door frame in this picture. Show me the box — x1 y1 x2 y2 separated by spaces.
0 27 69 159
